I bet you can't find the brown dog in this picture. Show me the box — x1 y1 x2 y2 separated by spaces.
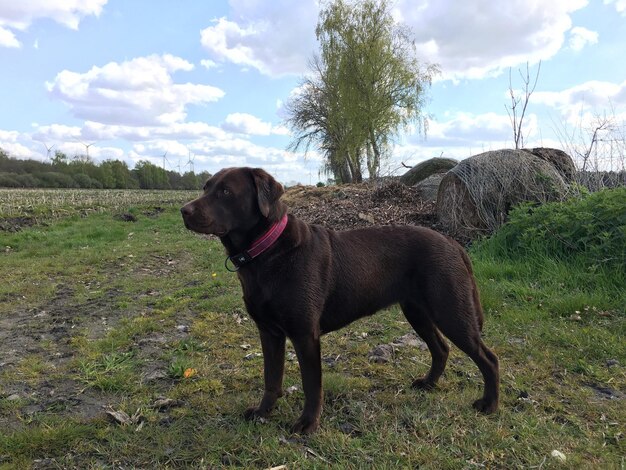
181 167 499 434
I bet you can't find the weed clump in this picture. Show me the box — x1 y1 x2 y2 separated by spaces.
475 187 626 271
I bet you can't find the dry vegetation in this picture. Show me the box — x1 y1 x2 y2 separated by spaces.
0 188 198 231
284 181 439 233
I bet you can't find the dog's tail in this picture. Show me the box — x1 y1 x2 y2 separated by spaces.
449 238 484 331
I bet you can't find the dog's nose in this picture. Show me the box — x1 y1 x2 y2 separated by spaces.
180 205 193 218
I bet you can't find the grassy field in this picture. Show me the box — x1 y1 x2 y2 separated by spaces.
0 188 624 469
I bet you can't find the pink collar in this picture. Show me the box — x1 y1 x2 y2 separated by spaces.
225 214 289 271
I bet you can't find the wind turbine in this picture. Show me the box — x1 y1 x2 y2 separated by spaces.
75 138 95 159
162 151 170 170
42 143 55 162
185 149 195 173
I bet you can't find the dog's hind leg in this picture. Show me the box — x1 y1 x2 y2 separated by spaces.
401 301 450 390
433 313 499 414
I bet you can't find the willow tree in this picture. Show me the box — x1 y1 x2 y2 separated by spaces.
286 0 438 183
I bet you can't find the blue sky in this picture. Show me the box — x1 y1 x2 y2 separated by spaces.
1 0 625 184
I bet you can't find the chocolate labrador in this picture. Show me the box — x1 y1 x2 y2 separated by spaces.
181 167 499 434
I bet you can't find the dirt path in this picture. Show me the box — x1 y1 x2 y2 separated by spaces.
0 285 126 427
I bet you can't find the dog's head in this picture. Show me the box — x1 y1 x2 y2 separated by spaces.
181 167 285 236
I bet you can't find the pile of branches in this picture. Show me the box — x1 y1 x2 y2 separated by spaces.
284 180 438 232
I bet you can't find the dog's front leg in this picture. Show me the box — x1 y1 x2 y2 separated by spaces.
244 328 285 420
291 334 322 434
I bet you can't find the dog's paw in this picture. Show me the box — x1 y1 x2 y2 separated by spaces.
411 377 436 390
472 398 498 414
290 414 320 435
244 406 270 421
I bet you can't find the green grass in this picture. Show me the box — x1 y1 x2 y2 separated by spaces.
0 189 624 468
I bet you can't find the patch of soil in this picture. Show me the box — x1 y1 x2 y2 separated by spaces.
0 254 203 431
0 216 40 232
112 206 164 223
586 383 625 400
114 212 138 222
143 206 165 218
0 285 134 428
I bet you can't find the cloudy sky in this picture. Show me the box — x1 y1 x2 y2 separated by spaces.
1 0 625 184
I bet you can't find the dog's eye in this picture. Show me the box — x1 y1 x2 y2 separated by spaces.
223 188 230 196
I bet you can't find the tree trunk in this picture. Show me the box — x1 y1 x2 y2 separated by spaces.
367 129 381 179
348 150 362 183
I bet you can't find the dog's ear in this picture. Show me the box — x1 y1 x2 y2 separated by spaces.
251 168 284 217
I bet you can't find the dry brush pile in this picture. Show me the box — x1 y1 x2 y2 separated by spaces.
284 180 439 233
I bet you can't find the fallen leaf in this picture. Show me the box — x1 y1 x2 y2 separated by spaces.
551 450 566 462
151 397 182 410
105 407 143 426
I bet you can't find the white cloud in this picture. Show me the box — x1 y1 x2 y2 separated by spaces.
49 141 123 160
271 125 291 136
222 112 283 136
533 79 626 124
0 141 35 158
0 25 19 47
604 0 626 15
0 129 38 159
200 0 318 77
32 124 82 142
396 0 589 80
201 18 261 71
200 59 218 70
0 0 107 47
201 0 590 81
133 140 191 161
127 136 305 180
2 119 308 181
568 26 599 51
217 112 291 137
85 145 124 160
31 119 232 148
398 110 543 162
0 129 20 142
82 120 228 142
46 54 225 126
422 112 518 147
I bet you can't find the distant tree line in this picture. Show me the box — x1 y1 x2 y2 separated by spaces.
0 148 210 190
